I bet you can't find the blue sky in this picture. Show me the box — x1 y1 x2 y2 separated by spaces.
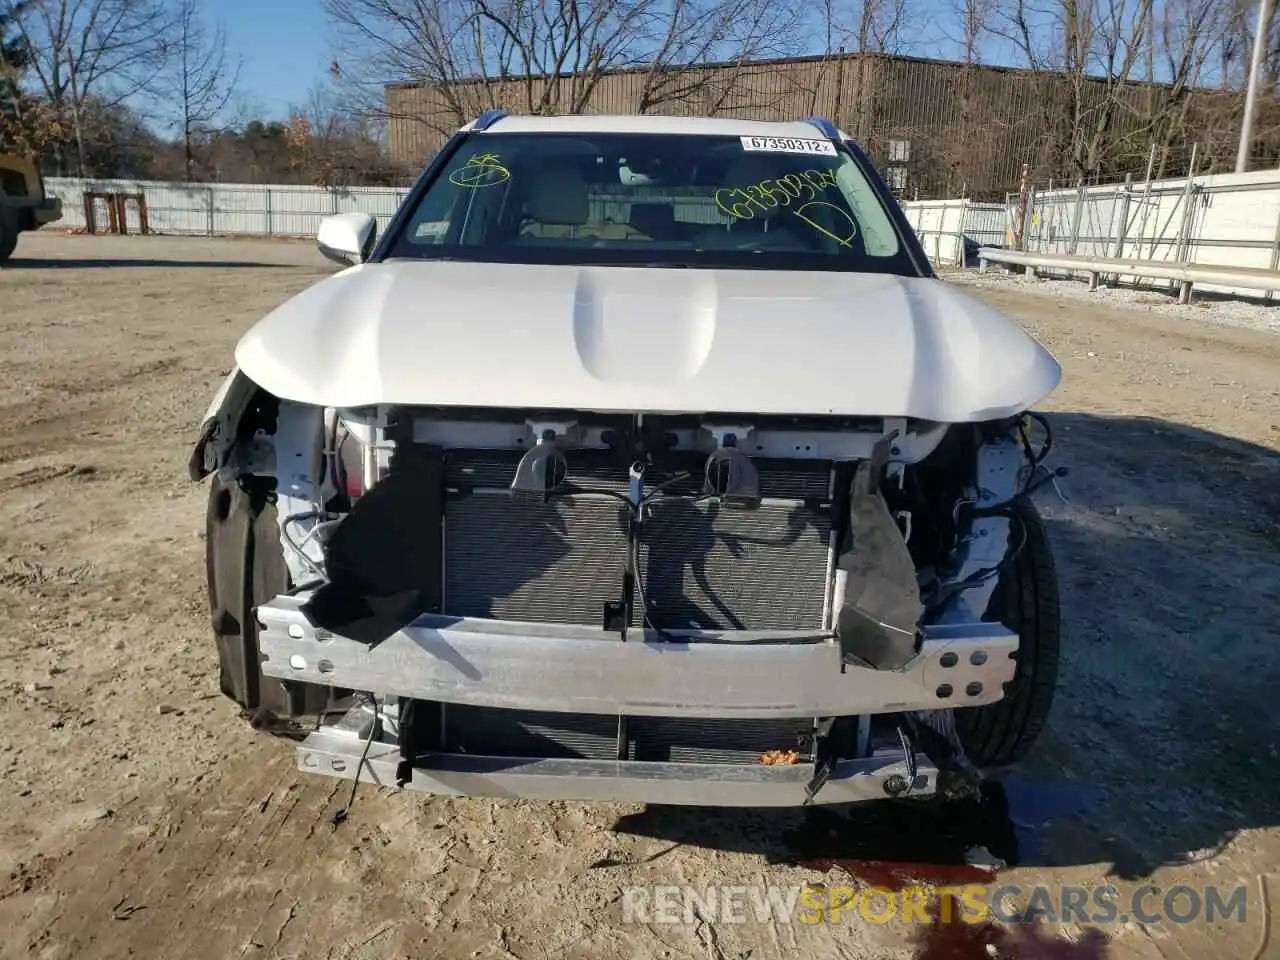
220 0 332 119
208 0 1239 124
212 0 987 122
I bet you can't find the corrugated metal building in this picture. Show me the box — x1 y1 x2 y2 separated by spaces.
386 53 1269 200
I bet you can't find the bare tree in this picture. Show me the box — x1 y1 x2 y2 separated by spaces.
326 0 635 133
810 0 913 58
941 0 994 62
1145 0 1236 175
909 0 996 195
161 0 239 179
804 0 841 115
632 0 806 115
324 0 805 145
855 0 911 53
980 0 1249 182
2 0 173 174
1077 0 1154 174
988 0 1145 178
285 79 406 186
799 0 912 151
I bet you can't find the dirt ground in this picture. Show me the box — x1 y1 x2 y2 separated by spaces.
1 233 1277 960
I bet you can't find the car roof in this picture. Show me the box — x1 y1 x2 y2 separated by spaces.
463 114 847 140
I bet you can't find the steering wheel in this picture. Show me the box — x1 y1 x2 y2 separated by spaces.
725 224 810 252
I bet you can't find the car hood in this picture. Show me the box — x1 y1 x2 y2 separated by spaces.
235 260 1060 420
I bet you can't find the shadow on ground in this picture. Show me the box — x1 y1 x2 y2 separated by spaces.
4 256 298 269
600 411 1280 956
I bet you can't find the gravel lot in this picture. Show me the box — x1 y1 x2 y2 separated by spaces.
943 265 1280 336
1 233 1277 960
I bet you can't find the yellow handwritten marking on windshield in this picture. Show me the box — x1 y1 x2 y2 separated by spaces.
449 153 511 188
713 168 841 222
793 201 857 247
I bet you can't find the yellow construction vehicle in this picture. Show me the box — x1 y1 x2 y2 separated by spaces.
0 154 62 263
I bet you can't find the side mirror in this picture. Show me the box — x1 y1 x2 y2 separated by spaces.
317 212 377 266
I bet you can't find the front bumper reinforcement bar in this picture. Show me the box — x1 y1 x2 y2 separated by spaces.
258 594 1018 718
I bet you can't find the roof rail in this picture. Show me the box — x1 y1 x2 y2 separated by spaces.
472 109 509 131
802 116 840 139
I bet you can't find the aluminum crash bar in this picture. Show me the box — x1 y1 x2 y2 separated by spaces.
258 597 1018 806
257 595 1018 719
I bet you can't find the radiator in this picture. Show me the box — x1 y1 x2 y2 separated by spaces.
433 448 836 763
442 449 834 631
438 705 815 764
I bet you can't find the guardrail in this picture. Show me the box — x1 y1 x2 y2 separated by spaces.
977 247 1280 304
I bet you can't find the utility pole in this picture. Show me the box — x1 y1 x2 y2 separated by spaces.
1237 0 1274 174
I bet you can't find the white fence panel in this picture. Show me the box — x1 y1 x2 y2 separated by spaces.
336 186 411 236
900 199 1007 265
903 199 965 264
41 172 1280 300
43 177 408 239
988 169 1280 299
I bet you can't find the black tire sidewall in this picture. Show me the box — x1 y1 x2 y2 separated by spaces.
0 204 17 263
954 498 1061 768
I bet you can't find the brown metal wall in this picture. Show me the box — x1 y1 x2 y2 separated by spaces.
386 55 1263 198
386 58 866 166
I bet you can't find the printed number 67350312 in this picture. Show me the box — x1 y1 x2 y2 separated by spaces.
739 136 837 156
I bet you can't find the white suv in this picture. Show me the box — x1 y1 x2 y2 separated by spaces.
193 112 1062 808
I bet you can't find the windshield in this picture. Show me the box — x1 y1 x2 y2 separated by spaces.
383 132 921 275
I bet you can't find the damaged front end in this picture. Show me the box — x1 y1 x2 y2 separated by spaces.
196 370 1058 807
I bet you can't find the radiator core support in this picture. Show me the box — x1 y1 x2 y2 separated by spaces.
262 410 1020 806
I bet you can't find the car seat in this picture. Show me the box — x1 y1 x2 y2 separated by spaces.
630 203 678 242
519 166 591 240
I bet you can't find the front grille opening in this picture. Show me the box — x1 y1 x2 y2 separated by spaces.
434 704 815 765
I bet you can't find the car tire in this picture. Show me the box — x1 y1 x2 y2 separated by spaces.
205 473 337 728
954 497 1060 767
0 204 17 263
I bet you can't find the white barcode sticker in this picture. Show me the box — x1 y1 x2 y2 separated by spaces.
739 136 837 156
